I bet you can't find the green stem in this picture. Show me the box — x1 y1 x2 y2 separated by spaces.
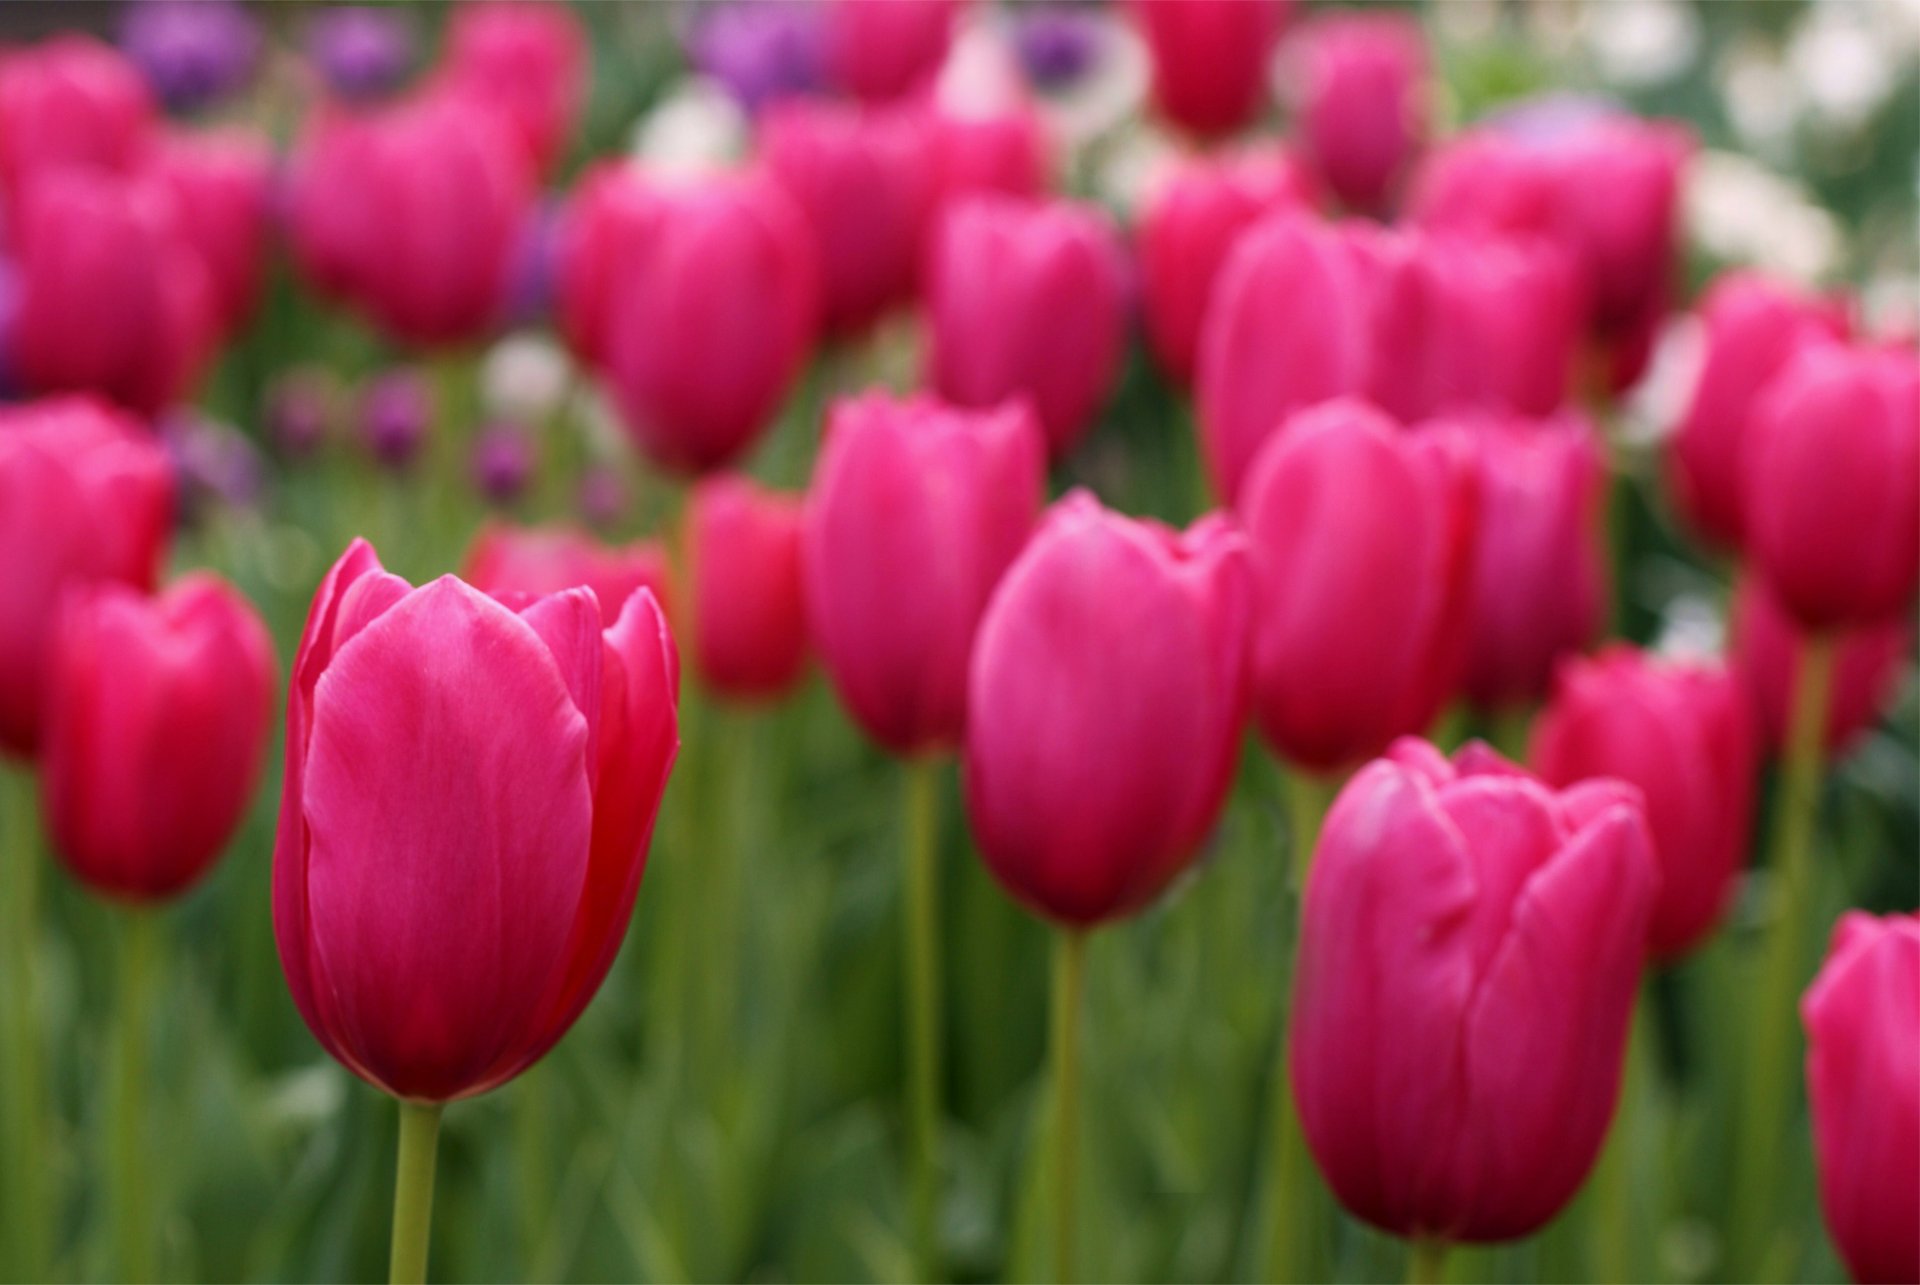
1279 770 1329 894
1 765 49 1281
388 1100 443 1285
1263 1053 1314 1284
1408 1237 1448 1285
112 910 161 1282
1588 992 1644 1283
515 1071 550 1274
902 758 943 1281
1050 929 1088 1285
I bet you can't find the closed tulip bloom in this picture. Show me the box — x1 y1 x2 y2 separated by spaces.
690 475 809 701
143 127 275 337
760 99 936 336
1137 150 1313 385
439 1 586 177
804 392 1044 755
1291 13 1428 214
1731 576 1913 760
1457 413 1608 710
553 163 647 369
1130 0 1288 139
42 574 273 901
1741 342 1919 631
1530 646 1756 959
825 0 963 103
1803 912 1920 1285
1242 400 1478 773
930 100 1051 208
0 397 174 756
926 195 1128 459
0 36 154 201
965 492 1249 925
1292 738 1656 1241
463 521 674 629
273 539 679 1102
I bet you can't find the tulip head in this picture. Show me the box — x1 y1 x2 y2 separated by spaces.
463 521 674 630
1130 0 1288 139
930 99 1052 208
142 126 275 338
1291 13 1428 214
824 0 963 103
1292 738 1656 1242
1730 575 1913 760
690 474 810 702
438 1 587 177
0 36 155 201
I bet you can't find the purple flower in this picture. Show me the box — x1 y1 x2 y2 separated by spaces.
305 6 416 102
577 466 629 529
471 421 536 504
264 369 333 458
160 409 264 519
1012 5 1104 91
1488 93 1627 148
119 0 262 113
359 369 431 469
500 198 562 331
684 1 825 114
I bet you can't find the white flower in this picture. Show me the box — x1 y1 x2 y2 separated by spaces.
1686 150 1844 284
630 77 748 177
1787 1 1899 131
1585 0 1701 88
483 334 575 425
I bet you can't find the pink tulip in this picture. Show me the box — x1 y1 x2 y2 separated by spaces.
0 396 174 757
553 162 647 369
0 36 155 203
1130 0 1289 139
438 0 587 177
690 474 810 702
1730 576 1913 759
804 391 1044 755
1241 399 1478 773
1292 738 1656 1241
760 99 936 336
462 521 674 629
824 0 963 103
930 100 1051 209
1136 150 1313 385
1741 341 1919 631
1455 412 1608 710
142 126 275 337
1291 13 1428 214
964 491 1249 926
1803 912 1920 1285
42 574 273 901
273 539 679 1102
1530 646 1756 959
926 195 1128 459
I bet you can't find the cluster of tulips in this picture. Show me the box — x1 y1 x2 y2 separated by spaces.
0 1 1914 1283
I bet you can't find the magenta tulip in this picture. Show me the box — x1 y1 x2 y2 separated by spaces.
1291 13 1428 214
143 126 275 337
964 491 1249 926
0 36 154 203
1130 0 1288 139
1803 912 1920 1285
1241 400 1478 773
438 0 586 177
691 474 810 702
462 521 674 629
930 100 1051 209
0 396 174 757
273 538 679 1102
824 0 963 103
926 195 1128 459
804 391 1044 755
553 162 647 370
1731 576 1913 760
1531 646 1756 959
1291 738 1656 1241
42 574 273 901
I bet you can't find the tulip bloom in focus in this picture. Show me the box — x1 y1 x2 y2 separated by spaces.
964 492 1250 926
1731 577 1913 760
1802 912 1920 1285
0 397 174 757
1290 13 1428 214
463 521 674 628
1291 738 1656 1241
690 475 810 702
42 575 273 901
439 0 587 177
0 36 154 203
1130 0 1288 139
1531 646 1756 959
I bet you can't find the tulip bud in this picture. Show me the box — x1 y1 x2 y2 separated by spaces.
964 492 1249 926
0 396 174 756
1741 341 1919 631
1290 13 1428 214
1292 738 1656 1241
359 369 431 469
42 574 273 901
685 0 826 115
1136 150 1313 385
0 36 155 200
462 521 674 629
470 421 536 506
438 1 586 178
926 195 1128 459
142 126 275 338
804 391 1044 755
1668 273 1851 550
1731 576 1913 760
273 539 679 1102
266 369 334 457
824 0 963 103
304 6 416 102
1242 400 1478 773
760 99 936 337
690 475 810 702
929 99 1052 209
1130 0 1288 139
1530 646 1756 959
118 0 261 114
1455 413 1608 711
1802 912 1920 1285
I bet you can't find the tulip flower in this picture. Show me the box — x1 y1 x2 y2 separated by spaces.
690 475 809 702
1130 0 1289 139
1668 273 1851 550
304 5 416 102
1731 576 1912 760
926 195 1128 459
1530 646 1756 959
0 36 154 203
1456 413 1608 711
438 1 586 177
274 539 678 1280
1241 400 1478 774
41 574 272 901
1290 13 1428 214
1291 738 1656 1256
824 0 963 103
0 396 174 757
685 0 827 115
142 127 274 337
1136 150 1313 385
463 521 674 628
117 0 261 114
760 99 936 336
930 99 1052 209
1803 912 1920 1285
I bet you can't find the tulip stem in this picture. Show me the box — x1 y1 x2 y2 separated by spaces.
111 909 160 1283
1263 1056 1315 1284
1408 1237 1448 1285
388 1100 443 1285
902 758 943 1280
1050 928 1088 1285
1 765 49 1281
1732 631 1835 1276
1280 770 1330 893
